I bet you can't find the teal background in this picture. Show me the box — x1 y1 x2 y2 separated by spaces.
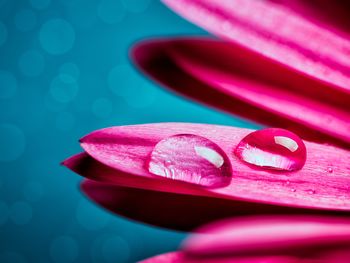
0 0 257 262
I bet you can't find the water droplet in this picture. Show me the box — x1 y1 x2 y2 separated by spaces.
291 188 296 192
327 167 333 173
307 189 316 195
234 128 306 171
148 134 231 187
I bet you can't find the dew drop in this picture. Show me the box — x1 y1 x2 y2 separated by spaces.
148 134 232 187
327 167 333 173
234 128 306 171
307 189 316 195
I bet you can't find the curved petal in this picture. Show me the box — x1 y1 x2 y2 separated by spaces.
272 1 350 34
139 217 350 262
183 216 350 258
139 252 321 263
162 0 350 95
139 252 184 263
73 123 350 213
132 38 350 148
63 154 345 230
81 179 285 231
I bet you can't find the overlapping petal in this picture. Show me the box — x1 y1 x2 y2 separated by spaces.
141 216 350 262
132 37 350 148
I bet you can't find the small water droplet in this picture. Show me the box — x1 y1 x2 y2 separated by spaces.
148 134 232 187
234 128 306 171
307 189 316 194
291 188 296 192
327 167 333 173
286 181 290 185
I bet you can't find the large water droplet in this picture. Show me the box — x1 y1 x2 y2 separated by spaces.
234 128 306 171
148 134 231 187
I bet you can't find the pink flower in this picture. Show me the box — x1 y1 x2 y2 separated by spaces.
63 0 350 262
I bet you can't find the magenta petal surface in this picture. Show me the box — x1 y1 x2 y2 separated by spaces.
77 123 350 213
183 216 350 258
80 177 331 231
162 0 350 95
140 252 316 263
139 252 184 263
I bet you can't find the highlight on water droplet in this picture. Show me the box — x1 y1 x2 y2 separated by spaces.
147 134 232 187
234 128 306 171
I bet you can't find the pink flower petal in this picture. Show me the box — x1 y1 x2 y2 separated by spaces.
162 0 350 95
139 252 184 263
271 1 350 34
79 178 320 231
139 252 307 263
139 217 350 262
183 216 350 258
132 38 350 148
76 123 350 212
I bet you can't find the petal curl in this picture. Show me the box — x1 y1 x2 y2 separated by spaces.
132 38 350 148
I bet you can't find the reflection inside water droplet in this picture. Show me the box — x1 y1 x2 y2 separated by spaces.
148 134 232 187
234 128 306 171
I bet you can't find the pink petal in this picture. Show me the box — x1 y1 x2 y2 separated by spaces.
139 217 350 262
271 1 350 34
132 38 350 148
79 178 319 231
139 252 305 263
77 123 350 212
139 252 184 263
162 0 350 96
183 216 350 258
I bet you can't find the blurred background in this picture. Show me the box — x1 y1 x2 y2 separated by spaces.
0 0 257 262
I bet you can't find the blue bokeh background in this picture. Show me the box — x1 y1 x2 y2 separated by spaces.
0 0 257 262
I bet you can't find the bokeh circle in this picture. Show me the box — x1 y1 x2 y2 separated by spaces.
39 19 75 55
49 74 79 103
